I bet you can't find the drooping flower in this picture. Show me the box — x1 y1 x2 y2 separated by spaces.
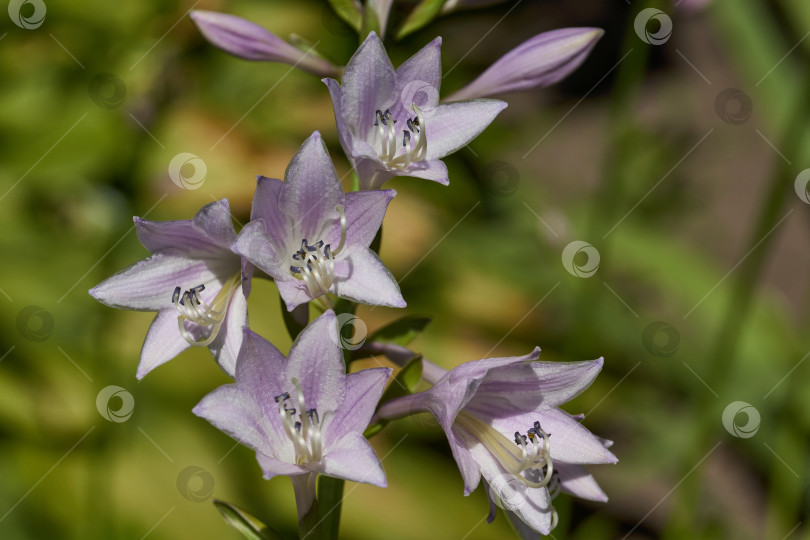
193 310 391 518
190 10 341 77
324 32 507 190
446 28 604 102
233 131 405 311
89 199 250 379
375 348 616 535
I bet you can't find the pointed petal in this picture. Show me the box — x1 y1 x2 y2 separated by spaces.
332 246 405 307
286 310 346 414
192 198 238 248
136 310 191 379
447 28 604 101
190 11 338 76
448 427 483 495
403 159 449 185
250 176 288 244
276 277 316 311
192 384 276 457
208 284 248 378
555 462 608 502
424 100 507 159
256 453 308 480
323 78 354 161
89 254 235 311
232 221 285 279
324 189 395 249
342 32 396 141
467 358 604 415
325 367 391 443
280 132 345 243
321 433 386 487
391 37 442 121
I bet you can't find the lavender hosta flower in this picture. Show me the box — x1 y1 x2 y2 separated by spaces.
89 200 251 379
446 28 604 102
190 11 341 78
193 310 391 517
234 131 405 311
324 32 507 190
375 349 616 535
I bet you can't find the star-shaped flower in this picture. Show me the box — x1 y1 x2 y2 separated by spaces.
193 310 391 517
324 32 507 190
375 349 616 535
89 199 250 379
233 131 405 311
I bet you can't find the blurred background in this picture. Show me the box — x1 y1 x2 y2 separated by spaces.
2 0 809 538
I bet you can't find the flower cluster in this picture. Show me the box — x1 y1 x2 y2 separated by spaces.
90 7 613 538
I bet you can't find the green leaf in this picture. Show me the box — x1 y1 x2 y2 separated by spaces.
213 500 284 540
364 355 423 437
317 476 345 540
281 300 308 341
396 0 448 40
326 0 362 31
368 315 431 346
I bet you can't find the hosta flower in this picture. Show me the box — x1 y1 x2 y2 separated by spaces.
324 32 507 190
89 199 250 379
446 28 604 102
193 310 391 517
190 10 341 77
375 348 616 535
234 131 405 310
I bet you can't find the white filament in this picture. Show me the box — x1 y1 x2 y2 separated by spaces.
289 205 346 298
370 106 427 171
277 378 324 466
173 273 241 347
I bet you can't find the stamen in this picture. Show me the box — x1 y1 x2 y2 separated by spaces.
172 273 241 347
276 379 324 467
288 206 347 298
368 104 428 171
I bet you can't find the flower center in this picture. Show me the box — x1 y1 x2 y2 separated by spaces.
455 412 554 489
275 378 324 466
370 106 427 170
172 272 241 347
288 205 346 297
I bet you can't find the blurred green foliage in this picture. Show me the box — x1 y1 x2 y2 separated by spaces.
2 0 810 539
